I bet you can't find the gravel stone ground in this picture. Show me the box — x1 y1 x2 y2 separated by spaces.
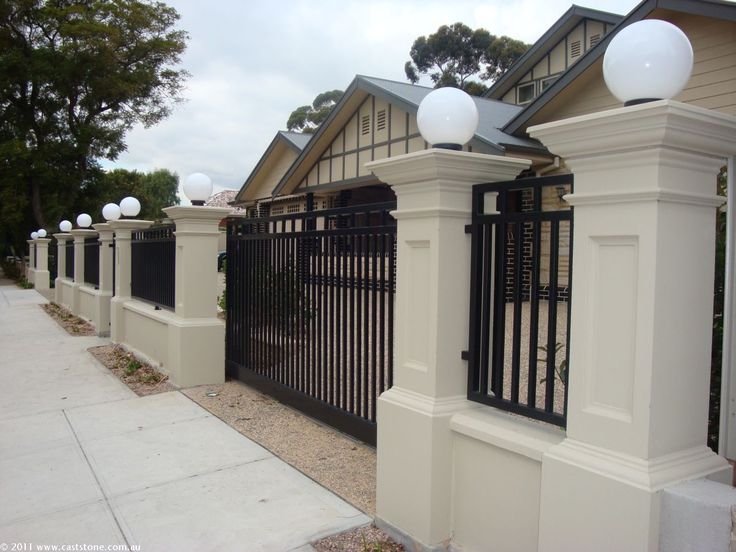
88 344 177 396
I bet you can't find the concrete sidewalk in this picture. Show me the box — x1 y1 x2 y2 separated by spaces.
0 284 370 551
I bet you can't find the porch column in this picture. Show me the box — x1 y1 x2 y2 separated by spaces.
366 149 530 549
529 100 736 551
53 234 71 305
70 229 97 315
108 220 153 342
33 238 51 291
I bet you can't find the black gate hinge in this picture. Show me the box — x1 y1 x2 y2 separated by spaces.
464 225 472 234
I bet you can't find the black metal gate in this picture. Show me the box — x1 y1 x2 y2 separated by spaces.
466 174 573 427
225 201 397 445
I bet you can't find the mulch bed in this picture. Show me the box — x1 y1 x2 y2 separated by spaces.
313 524 404 552
41 303 96 336
88 344 177 396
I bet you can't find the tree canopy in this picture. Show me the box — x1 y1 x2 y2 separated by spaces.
77 168 179 221
0 0 188 253
287 90 343 134
405 23 529 95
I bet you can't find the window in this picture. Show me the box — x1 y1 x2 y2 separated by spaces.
517 82 535 104
541 76 557 92
570 40 581 58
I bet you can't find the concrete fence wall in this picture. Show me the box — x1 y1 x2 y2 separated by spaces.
109 206 230 388
367 100 736 552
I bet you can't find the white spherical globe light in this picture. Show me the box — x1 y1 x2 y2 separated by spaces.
183 173 213 206
59 220 72 232
102 202 121 221
30 232 38 240
76 213 92 228
37 229 47 238
120 196 141 217
417 87 479 149
603 19 693 105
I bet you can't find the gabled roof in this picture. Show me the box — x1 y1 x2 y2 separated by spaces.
503 0 736 136
485 5 622 101
272 75 548 197
233 130 310 204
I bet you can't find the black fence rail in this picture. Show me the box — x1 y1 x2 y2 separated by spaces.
83 237 100 288
131 226 175 310
33 244 37 268
226 201 397 445
466 174 573 427
65 242 74 279
49 242 57 285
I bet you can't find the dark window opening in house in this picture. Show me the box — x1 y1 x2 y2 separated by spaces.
518 82 535 104
361 115 370 135
570 40 581 58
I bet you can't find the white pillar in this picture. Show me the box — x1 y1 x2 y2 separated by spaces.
366 149 530 549
108 220 154 342
159 206 230 387
33 238 51 291
86 223 115 336
69 229 97 316
528 100 736 551
52 234 72 306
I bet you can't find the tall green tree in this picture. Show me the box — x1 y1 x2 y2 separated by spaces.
0 0 188 253
287 90 343 134
78 168 179 221
405 23 529 95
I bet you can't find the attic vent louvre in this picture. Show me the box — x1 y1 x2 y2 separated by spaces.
361 115 370 135
590 33 601 47
376 109 387 131
570 40 581 58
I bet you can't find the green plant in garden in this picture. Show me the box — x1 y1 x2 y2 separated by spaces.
125 359 142 376
538 342 568 385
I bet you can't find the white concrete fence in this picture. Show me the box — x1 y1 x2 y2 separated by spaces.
367 99 736 552
24 97 736 551
45 205 229 388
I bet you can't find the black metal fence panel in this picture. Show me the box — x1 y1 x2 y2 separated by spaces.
65 242 74 279
131 226 175 310
226 201 397 445
49 242 57 285
466 174 573 427
83 237 100 288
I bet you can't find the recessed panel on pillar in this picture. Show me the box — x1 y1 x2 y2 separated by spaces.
585 235 638 423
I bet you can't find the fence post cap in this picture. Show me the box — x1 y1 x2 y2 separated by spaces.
162 205 232 221
107 220 155 232
52 233 72 242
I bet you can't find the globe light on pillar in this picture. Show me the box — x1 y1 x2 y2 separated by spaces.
120 196 141 217
59 220 72 232
76 213 92 228
102 202 121 221
603 19 693 106
416 87 479 150
37 229 47 238
183 173 212 206
30 232 38 240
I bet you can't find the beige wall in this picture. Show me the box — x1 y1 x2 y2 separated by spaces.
528 12 736 124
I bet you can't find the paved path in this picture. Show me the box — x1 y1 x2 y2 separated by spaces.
0 284 369 552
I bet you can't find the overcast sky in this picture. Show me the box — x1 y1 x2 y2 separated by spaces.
101 0 640 203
